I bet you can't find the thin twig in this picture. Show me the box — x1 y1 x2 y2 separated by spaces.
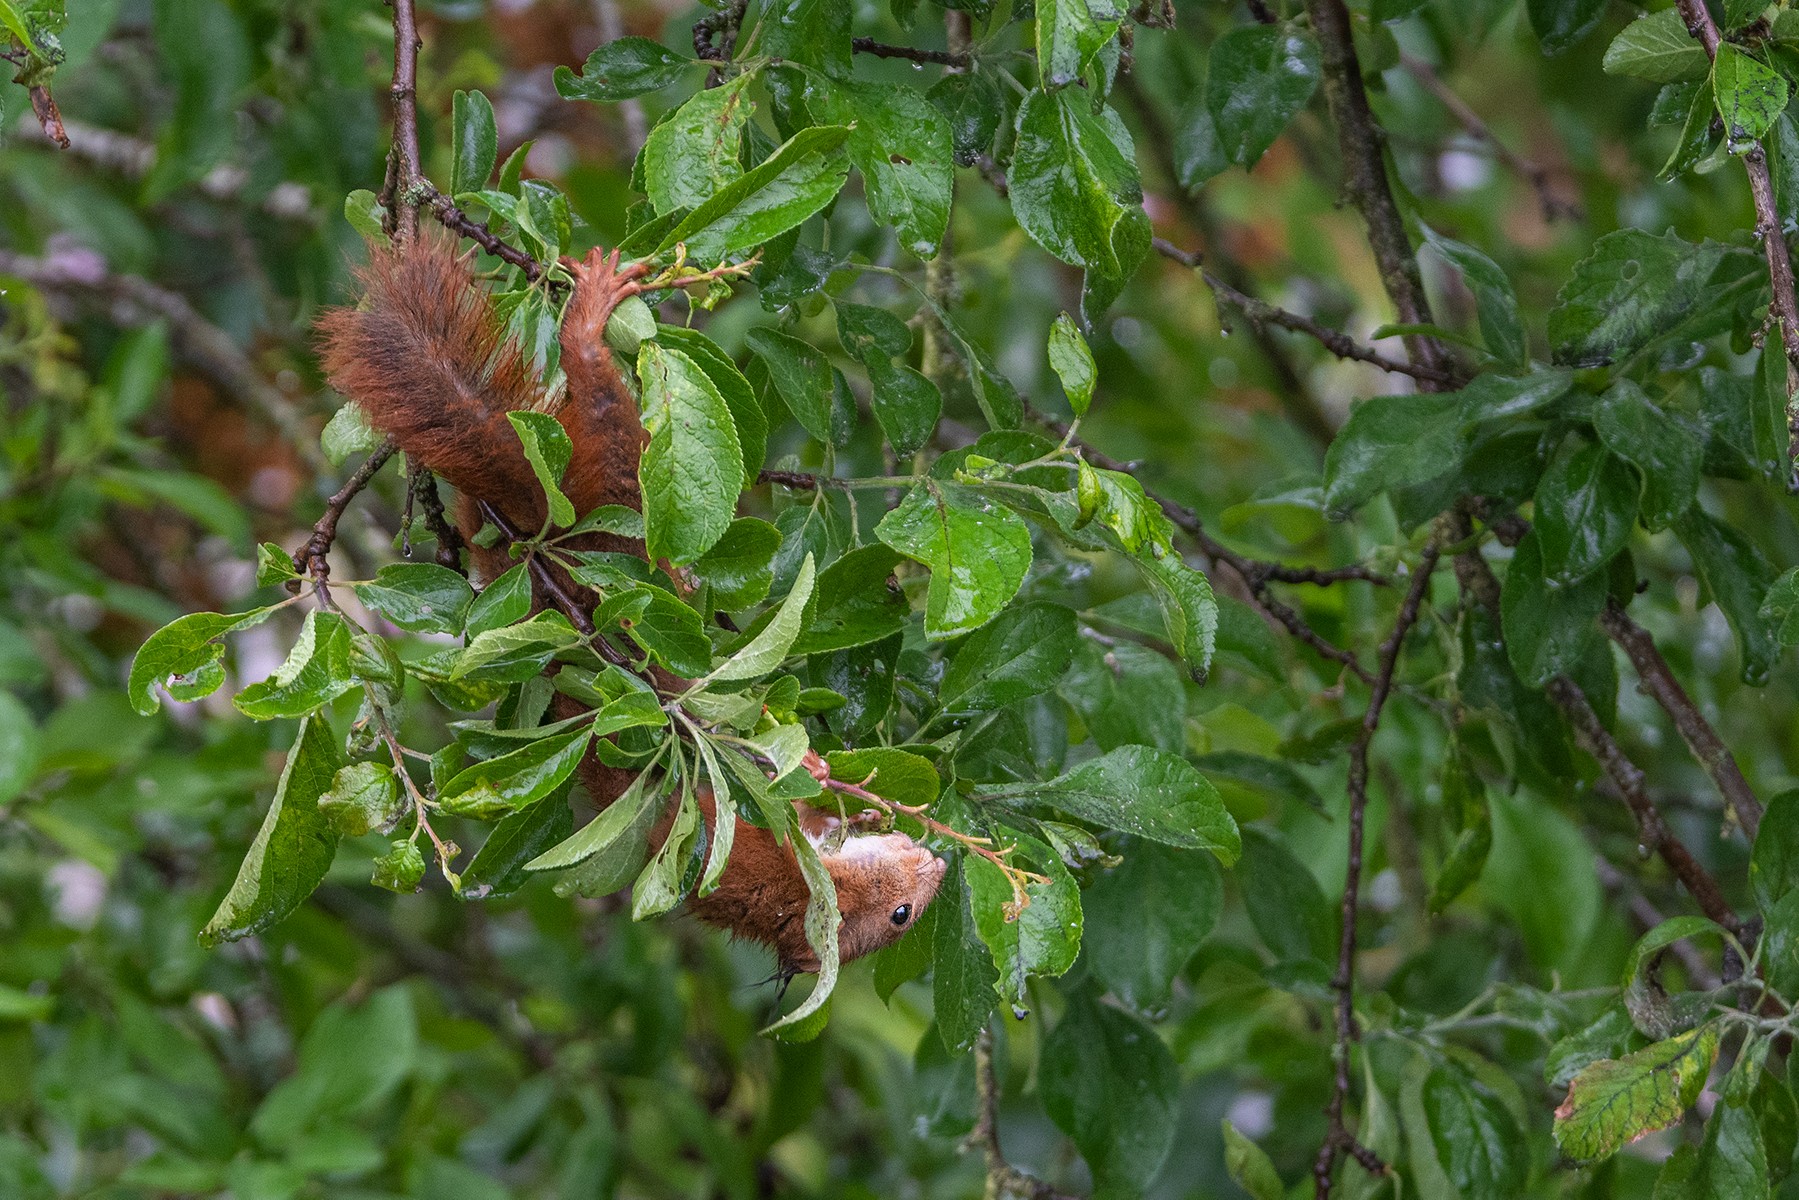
1154 239 1461 388
1545 675 1741 935
1116 73 1336 448
850 37 970 67
14 117 314 220
1303 0 1452 386
1600 601 1762 840
0 246 329 473
408 463 467 573
388 0 424 243
1447 523 1742 936
1593 858 1722 989
1669 0 1799 478
1312 535 1441 1196
292 442 398 594
423 184 545 280
969 1029 1081 1200
1397 53 1580 223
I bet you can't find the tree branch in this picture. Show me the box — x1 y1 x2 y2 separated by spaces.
1599 600 1762 840
0 246 329 473
1545 674 1741 935
422 183 545 280
15 117 314 220
1153 239 1461 388
851 37 969 67
388 0 424 243
1115 73 1337 448
1669 0 1799 480
1312 534 1440 1197
1302 0 1452 385
1397 53 1581 223
969 1029 1081 1200
292 442 399 595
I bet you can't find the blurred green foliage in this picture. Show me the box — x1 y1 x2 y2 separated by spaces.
13 0 1799 1197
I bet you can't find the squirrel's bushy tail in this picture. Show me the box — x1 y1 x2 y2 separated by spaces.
316 239 549 529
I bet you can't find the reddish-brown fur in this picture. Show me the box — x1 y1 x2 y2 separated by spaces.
317 239 944 973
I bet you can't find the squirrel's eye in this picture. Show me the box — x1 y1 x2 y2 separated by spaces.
890 904 912 927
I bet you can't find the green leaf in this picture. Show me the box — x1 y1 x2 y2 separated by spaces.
937 601 1079 716
1422 1062 1528 1199
1675 508 1781 685
455 611 581 685
255 542 301 587
1040 991 1178 1197
808 79 953 257
249 987 417 1146
1714 44 1788 153
1621 915 1729 1036
1322 392 1464 519
320 403 381 467
1548 229 1730 368
642 74 753 216
1061 639 1185 753
1221 1121 1284 1200
1205 24 1322 169
0 691 36 807
1500 532 1607 688
1083 841 1221 1012
793 545 910 654
1009 88 1150 308
1427 757 1493 914
1527 0 1606 55
1047 312 1097 415
1422 227 1527 368
747 327 835 443
1655 1098 1771 1198
439 727 594 821
352 563 474 636
466 563 532 638
1036 0 1124 89
619 585 712 677
1533 439 1638 584
554 37 696 102
1751 788 1799 914
506 411 575 530
655 124 852 262
1238 826 1334 962
528 761 661 872
371 839 426 894
691 518 781 610
932 858 999 1052
1553 1025 1720 1163
876 481 1032 639
1489 790 1602 972
451 89 497 195
234 610 360 720
928 71 1005 165
637 341 745 565
823 747 940 808
127 605 277 715
652 325 767 480
835 302 942 456
317 761 404 838
762 823 842 1035
1592 381 1702 531
967 841 1082 1004
709 553 816 683
1137 553 1218 678
200 714 342 946
978 746 1240 862
1603 9 1710 82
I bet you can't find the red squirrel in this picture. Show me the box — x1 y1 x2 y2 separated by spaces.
316 239 945 974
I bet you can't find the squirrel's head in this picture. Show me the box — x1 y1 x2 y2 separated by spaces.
826 833 948 964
